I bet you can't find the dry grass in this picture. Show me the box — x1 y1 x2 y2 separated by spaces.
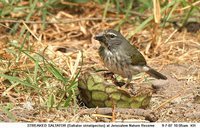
0 1 200 122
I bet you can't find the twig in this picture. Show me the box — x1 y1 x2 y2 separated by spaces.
79 108 157 122
154 88 186 111
108 9 149 18
60 0 92 7
91 114 112 118
22 21 39 41
179 1 200 11
112 104 116 122
164 29 178 44
60 0 80 6
0 18 119 24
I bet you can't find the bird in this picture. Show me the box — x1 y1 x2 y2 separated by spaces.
94 29 167 87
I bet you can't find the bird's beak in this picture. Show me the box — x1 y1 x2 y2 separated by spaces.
94 32 106 42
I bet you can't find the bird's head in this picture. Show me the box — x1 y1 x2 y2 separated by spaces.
94 29 125 50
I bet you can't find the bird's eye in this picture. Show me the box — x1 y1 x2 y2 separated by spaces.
107 33 116 39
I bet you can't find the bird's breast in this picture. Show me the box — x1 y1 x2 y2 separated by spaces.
99 49 135 78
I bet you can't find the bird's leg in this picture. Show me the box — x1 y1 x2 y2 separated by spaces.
111 74 126 87
121 75 132 88
121 75 136 94
103 72 125 87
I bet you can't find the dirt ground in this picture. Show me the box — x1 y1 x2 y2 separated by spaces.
1 27 199 122
151 64 200 122
0 3 199 122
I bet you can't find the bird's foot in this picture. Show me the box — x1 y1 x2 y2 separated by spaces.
121 83 136 95
114 81 125 87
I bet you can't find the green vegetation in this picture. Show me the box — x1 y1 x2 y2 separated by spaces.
0 0 199 121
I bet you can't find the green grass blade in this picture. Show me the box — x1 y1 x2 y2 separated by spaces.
127 0 178 39
103 0 110 20
0 74 38 89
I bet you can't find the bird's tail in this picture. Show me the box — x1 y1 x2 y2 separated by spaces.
146 67 167 80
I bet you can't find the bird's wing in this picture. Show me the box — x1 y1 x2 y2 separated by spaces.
128 44 147 66
131 52 146 65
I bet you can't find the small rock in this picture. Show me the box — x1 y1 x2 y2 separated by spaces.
152 79 169 89
23 101 34 110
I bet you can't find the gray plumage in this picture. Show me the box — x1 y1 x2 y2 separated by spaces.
94 29 167 84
